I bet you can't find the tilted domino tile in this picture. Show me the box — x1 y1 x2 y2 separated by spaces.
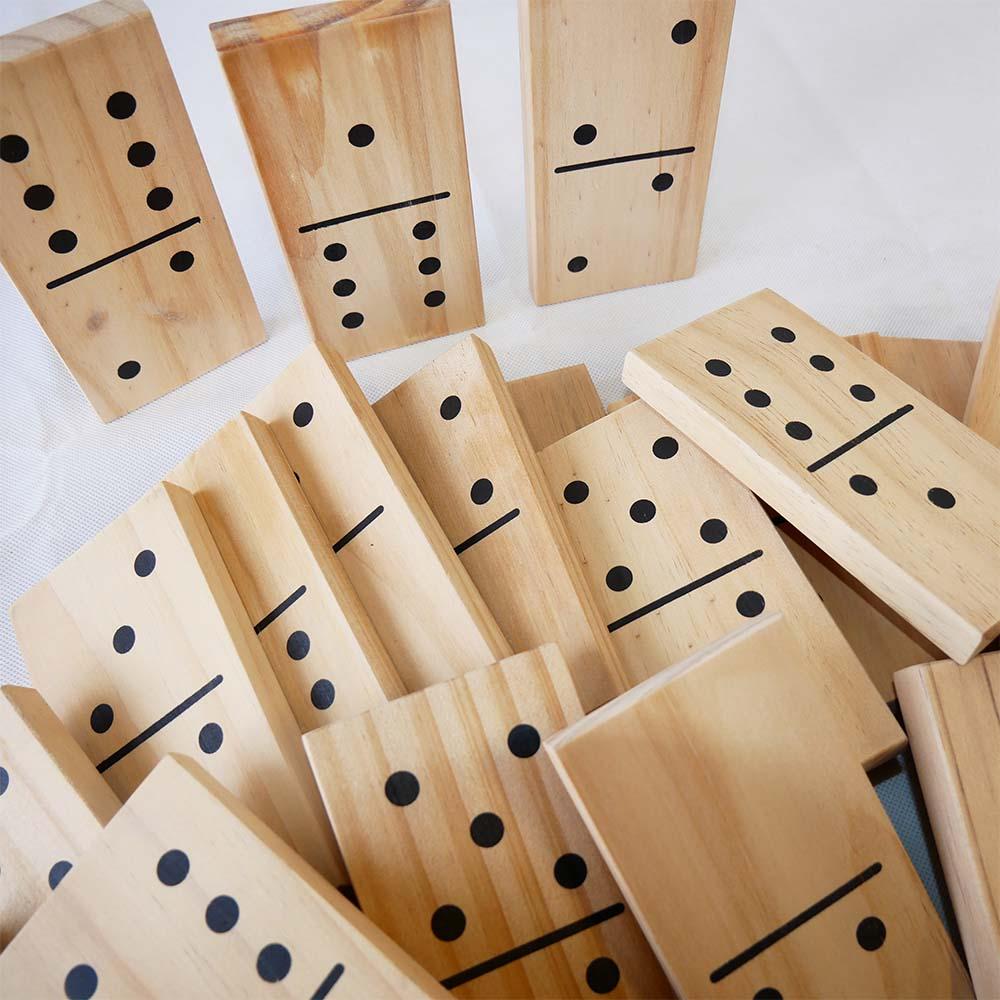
507 364 606 452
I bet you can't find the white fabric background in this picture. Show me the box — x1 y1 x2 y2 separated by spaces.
2 0 999 688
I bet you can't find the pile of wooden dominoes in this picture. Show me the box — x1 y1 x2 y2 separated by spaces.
2 2 998 999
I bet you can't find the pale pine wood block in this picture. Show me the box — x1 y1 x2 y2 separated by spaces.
0 755 448 998
10 482 343 885
247 342 509 692
539 400 902 769
548 615 972 999
0 686 120 950
0 1 263 422
304 646 671 998
169 412 404 732
606 394 639 414
211 0 483 360
375 336 626 712
624 290 1000 663
508 365 605 451
519 0 735 305
965 280 1000 446
895 652 1000 999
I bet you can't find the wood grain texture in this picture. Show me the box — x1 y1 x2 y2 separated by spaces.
0 755 448 998
0 685 120 950
539 400 902 768
548 615 971 999
305 646 671 998
375 336 626 711
965 280 1000 446
248 342 510 692
895 653 1000 999
519 0 735 305
508 365 605 451
606 394 638 414
212 0 482 359
10 482 342 885
169 412 403 732
0 1 263 421
624 290 1000 663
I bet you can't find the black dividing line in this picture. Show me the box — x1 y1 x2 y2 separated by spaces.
554 146 696 174
298 192 451 233
454 509 520 556
332 506 385 554
310 963 345 999
608 550 764 633
95 674 224 774
440 903 625 990
709 862 883 983
807 405 914 473
253 585 307 635
46 216 201 290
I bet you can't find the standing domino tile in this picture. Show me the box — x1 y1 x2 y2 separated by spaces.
507 365 606 452
624 289 1000 663
0 686 120 949
211 0 483 359
519 0 735 305
0 755 448 998
0 0 263 422
965 279 1000 447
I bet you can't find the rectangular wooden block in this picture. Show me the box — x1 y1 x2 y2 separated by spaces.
169 412 403 732
965 279 1000 446
248 342 509 692
212 0 483 359
539 400 903 768
304 646 670 998
10 482 342 885
624 289 1000 663
548 615 971 999
0 685 120 949
895 653 1000 999
375 336 625 711
0 755 448 998
519 0 735 305
508 365 605 452
0 0 263 421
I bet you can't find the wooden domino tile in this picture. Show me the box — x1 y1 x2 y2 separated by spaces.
508 365 605 451
212 0 483 360
539 400 903 768
0 686 120 949
519 0 735 305
10 482 342 885
624 290 1000 664
0 0 263 422
548 615 972 999
0 755 448 998
375 336 626 712
169 412 404 732
965 279 1000 446
248 342 510 693
895 653 1000 999
304 646 671 998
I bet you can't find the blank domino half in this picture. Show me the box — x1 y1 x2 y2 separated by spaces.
375 336 626 712
212 0 483 359
508 365 605 451
0 755 448 998
624 290 1000 663
548 616 971 999
895 653 1000 999
0 1 263 421
304 646 670 998
519 0 735 305
10 482 342 885
965 280 1000 446
539 400 903 768
0 686 120 949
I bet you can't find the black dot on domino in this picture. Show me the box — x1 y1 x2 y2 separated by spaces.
810 354 835 372
606 565 633 592
1 134 29 163
431 904 466 942
385 770 420 806
0 766 8 796
24 184 54 211
573 124 597 145
117 360 140 380
928 487 955 509
564 480 589 504
90 703 114 734
470 478 494 505
653 435 679 459
507 723 541 758
127 141 156 167
206 894 240 933
424 290 446 308
785 421 812 440
293 401 314 427
706 359 731 377
324 242 347 262
198 723 224 755
413 220 436 240
156 849 190 886
567 256 589 273
342 312 364 329
348 123 375 147
856 916 886 951
652 173 673 192
851 384 876 402
112 625 135 654
169 251 194 273
286 630 311 660
146 187 173 211
630 499 656 523
333 278 356 297
736 591 765 617
850 474 878 496
48 859 73 889
469 812 504 848
64 964 98 1000
755 990 783 999
554 853 587 889
257 943 292 982
771 326 795 343
585 957 621 994
419 256 441 275
49 230 78 254
311 679 335 710
700 518 728 543
106 91 136 119
671 18 698 43
744 389 771 408
440 395 462 420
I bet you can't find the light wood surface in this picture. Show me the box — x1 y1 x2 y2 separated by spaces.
548 615 971 999
248 342 509 692
519 0 735 305
375 336 626 711
305 646 670 998
0 755 448 997
0 685 120 950
508 365 605 451
965 280 1000 446
624 289 1000 663
212 0 482 360
539 400 902 768
0 0 263 421
606 394 638 414
10 482 343 885
895 653 1000 999
169 413 403 732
